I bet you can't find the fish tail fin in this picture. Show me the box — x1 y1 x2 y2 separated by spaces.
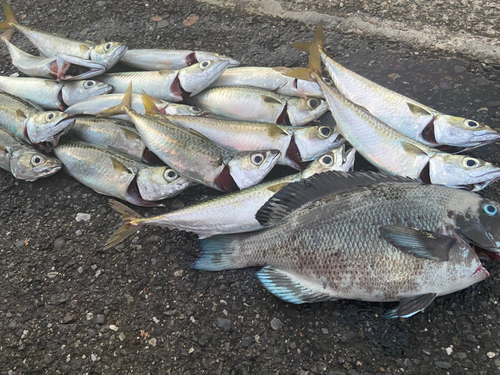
140 90 161 114
285 22 323 82
104 199 143 249
0 2 18 30
192 234 246 271
97 82 133 117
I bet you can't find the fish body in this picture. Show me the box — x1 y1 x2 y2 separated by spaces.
0 126 61 180
164 115 344 170
105 145 356 248
65 93 203 120
96 60 229 101
0 76 112 110
187 86 328 126
0 91 74 149
120 49 239 70
194 171 494 317
53 140 193 206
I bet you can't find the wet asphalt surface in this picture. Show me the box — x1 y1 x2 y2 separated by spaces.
1 0 500 374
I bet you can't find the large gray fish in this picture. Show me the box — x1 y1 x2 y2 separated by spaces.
0 76 112 110
186 86 328 126
293 22 500 148
65 93 203 121
0 92 75 150
194 171 497 318
0 126 61 180
120 49 240 70
0 36 114 81
53 139 195 206
164 115 344 170
0 3 127 77
95 59 230 101
210 66 324 98
104 145 356 249
99 87 281 193
69 116 159 163
287 40 500 191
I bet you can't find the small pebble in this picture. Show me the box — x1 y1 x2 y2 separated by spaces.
487 352 496 358
109 324 118 331
119 333 126 341
445 347 453 355
148 338 157 347
270 317 283 330
95 314 105 324
435 361 452 369
75 213 91 222
217 317 232 331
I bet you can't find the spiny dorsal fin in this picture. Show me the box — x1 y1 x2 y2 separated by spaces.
407 102 432 116
256 171 417 227
379 226 454 261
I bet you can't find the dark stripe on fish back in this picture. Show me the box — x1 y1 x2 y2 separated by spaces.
214 164 239 193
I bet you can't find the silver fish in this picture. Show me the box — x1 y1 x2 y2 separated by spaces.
104 145 356 248
120 48 239 70
164 115 344 170
186 86 328 126
53 139 193 206
65 93 203 121
0 91 74 150
293 22 500 148
194 171 494 318
210 66 323 98
0 76 112 110
95 59 230 101
0 126 61 180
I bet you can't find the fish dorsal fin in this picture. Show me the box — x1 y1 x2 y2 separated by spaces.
141 91 161 114
256 171 416 227
384 293 437 319
407 102 432 116
262 95 283 105
257 266 334 304
379 226 454 261
16 109 27 119
267 123 288 137
110 156 134 175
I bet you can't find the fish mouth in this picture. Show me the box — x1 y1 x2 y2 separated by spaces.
470 170 500 191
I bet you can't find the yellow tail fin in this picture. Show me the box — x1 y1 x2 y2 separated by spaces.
104 199 143 249
97 82 133 117
0 2 18 30
140 90 161 115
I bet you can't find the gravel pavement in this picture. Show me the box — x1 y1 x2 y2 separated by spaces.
1 0 500 374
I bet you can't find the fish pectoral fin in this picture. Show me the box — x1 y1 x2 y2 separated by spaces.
267 123 288 137
110 157 134 175
383 293 437 319
407 102 433 116
379 226 455 261
79 44 90 55
257 266 334 304
261 95 283 105
16 109 27 120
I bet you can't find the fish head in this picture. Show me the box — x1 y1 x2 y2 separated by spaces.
61 80 113 107
433 115 500 147
178 59 230 96
194 51 240 67
89 42 128 70
136 167 194 201
25 112 75 148
286 96 329 126
228 149 281 190
301 145 356 178
292 125 344 162
9 147 62 181
428 154 500 191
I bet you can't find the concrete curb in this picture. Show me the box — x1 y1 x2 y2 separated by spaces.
199 0 500 63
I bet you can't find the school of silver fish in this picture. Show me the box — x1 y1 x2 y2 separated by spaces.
1 3 499 319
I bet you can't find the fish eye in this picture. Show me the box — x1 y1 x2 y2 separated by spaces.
307 98 320 110
483 203 498 216
190 106 202 113
462 157 480 168
199 61 212 69
318 126 332 138
163 169 178 182
105 42 112 51
251 152 265 166
464 119 479 128
31 154 44 166
323 77 333 85
319 155 333 166
84 80 95 88
46 112 55 121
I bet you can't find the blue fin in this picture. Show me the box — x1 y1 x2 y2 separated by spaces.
379 226 456 261
257 266 334 304
383 293 437 319
193 234 241 271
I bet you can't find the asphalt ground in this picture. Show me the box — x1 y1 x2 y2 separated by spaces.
1 0 500 374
